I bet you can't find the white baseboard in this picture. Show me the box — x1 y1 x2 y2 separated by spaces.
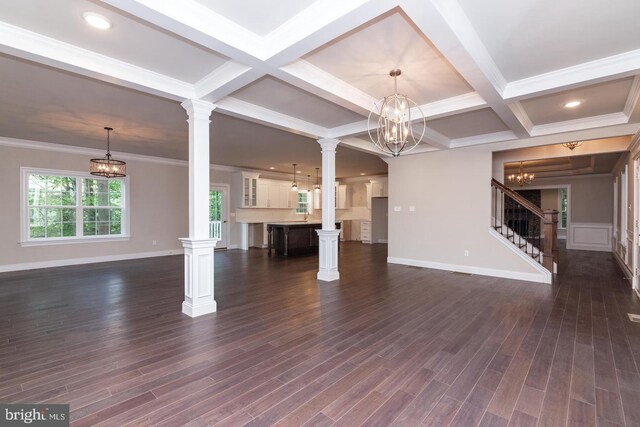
227 244 239 249
375 239 388 244
387 256 549 284
0 249 184 273
613 250 633 279
488 228 552 283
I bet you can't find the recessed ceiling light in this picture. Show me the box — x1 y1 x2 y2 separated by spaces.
296 170 301 173
83 12 112 30
563 100 581 108
360 173 366 176
269 167 275 170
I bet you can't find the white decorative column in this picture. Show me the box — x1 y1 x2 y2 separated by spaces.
317 138 341 281
180 99 217 317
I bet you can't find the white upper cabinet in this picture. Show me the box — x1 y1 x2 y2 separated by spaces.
236 172 260 208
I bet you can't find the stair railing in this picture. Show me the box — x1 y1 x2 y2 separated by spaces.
491 179 558 272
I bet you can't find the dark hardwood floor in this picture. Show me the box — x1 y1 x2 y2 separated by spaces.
1 242 640 426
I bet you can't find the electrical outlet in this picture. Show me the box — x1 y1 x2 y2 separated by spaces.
464 250 469 257
152 240 157 245
394 206 401 212
409 206 415 212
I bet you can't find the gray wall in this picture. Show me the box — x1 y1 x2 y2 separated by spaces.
0 144 188 270
388 147 540 278
524 175 613 223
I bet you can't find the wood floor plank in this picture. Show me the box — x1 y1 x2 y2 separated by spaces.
0 242 639 427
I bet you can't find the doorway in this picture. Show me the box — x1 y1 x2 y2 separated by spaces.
210 184 229 249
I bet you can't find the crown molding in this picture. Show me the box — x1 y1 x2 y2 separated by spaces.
530 112 630 137
623 75 640 118
507 102 534 134
0 136 188 166
103 0 264 61
449 130 516 149
0 136 325 178
216 97 329 139
0 22 195 101
627 127 640 153
532 173 613 181
503 49 640 101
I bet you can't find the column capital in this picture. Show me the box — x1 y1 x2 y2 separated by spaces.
181 99 216 119
317 138 341 151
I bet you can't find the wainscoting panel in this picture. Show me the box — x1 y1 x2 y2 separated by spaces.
567 222 613 252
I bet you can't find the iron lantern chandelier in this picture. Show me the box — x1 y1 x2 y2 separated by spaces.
90 127 126 178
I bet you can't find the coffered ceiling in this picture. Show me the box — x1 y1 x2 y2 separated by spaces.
0 0 639 176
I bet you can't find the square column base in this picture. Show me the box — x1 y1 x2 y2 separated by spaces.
180 238 217 317
316 230 340 282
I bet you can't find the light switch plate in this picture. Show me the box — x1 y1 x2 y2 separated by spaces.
394 206 401 212
409 206 415 212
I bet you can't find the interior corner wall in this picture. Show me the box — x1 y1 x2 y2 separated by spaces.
387 147 543 282
0 145 188 271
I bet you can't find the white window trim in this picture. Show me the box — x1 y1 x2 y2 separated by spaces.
20 167 130 246
295 190 311 214
558 188 568 230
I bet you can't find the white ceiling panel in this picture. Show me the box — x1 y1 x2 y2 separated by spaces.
230 76 366 128
427 108 509 139
194 0 318 36
0 0 228 83
521 77 634 125
303 11 473 105
457 0 640 81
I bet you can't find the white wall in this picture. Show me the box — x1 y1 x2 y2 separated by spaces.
388 147 546 283
0 144 188 271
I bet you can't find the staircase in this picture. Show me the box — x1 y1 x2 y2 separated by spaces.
491 179 558 273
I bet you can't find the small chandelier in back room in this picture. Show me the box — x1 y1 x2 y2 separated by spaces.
562 141 583 150
90 127 126 178
313 167 321 193
508 162 534 187
291 163 298 192
368 69 426 157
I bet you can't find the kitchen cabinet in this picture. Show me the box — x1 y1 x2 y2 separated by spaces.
335 183 349 209
361 221 371 244
366 178 388 208
236 172 260 208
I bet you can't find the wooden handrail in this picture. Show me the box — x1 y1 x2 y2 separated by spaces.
491 178 545 218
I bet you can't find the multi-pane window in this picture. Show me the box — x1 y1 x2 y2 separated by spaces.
24 170 127 242
296 191 309 214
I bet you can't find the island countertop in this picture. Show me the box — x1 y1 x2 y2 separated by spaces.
267 222 340 257
266 221 322 226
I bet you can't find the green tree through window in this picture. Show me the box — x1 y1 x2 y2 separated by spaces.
26 171 126 241
559 188 568 229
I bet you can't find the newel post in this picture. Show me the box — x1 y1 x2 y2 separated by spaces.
542 209 558 273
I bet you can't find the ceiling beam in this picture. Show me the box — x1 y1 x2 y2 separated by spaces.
401 0 529 138
0 22 194 101
503 49 640 101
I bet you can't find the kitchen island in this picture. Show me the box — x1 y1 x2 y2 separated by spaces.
267 222 341 257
